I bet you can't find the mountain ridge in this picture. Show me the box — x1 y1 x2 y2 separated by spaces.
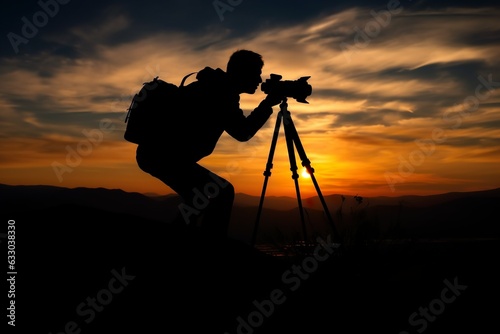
2 183 499 243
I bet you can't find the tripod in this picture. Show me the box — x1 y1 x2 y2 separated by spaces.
251 98 340 246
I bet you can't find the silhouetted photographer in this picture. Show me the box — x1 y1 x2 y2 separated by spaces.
135 50 283 238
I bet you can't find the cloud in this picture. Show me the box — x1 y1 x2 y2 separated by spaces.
1 3 499 195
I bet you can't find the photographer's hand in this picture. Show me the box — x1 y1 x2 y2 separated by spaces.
263 94 285 107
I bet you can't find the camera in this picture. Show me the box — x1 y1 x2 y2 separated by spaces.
261 74 312 103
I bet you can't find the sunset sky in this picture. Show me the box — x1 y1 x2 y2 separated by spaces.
1 0 499 198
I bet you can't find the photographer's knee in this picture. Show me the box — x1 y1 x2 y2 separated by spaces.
223 181 235 201
215 180 234 204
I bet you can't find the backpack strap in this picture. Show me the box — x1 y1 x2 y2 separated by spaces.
180 72 197 87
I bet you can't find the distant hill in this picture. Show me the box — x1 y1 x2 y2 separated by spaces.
2 183 500 243
233 188 500 243
0 183 181 223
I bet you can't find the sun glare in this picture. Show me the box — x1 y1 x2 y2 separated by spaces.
301 168 311 178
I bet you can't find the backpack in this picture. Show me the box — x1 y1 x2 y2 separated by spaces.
124 72 197 144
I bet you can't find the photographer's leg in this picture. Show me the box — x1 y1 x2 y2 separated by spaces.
200 172 234 239
147 163 234 238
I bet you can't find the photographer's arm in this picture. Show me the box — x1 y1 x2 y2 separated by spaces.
225 95 282 142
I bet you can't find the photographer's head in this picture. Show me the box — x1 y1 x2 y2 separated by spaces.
227 50 263 94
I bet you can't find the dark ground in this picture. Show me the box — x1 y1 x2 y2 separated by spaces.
6 204 500 333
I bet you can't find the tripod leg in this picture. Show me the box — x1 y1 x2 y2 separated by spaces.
282 107 308 243
287 115 342 244
251 110 283 245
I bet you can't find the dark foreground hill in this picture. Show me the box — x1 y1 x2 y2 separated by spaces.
5 203 500 333
2 184 500 332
